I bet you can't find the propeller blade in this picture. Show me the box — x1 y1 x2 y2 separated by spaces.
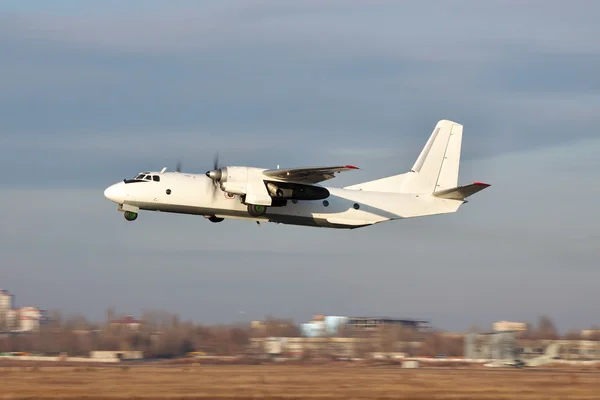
205 151 222 199
213 151 220 170
176 160 182 173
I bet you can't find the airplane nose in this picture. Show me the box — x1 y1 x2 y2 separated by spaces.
104 183 125 204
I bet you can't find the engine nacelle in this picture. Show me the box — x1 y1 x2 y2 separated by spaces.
218 166 273 206
218 166 249 195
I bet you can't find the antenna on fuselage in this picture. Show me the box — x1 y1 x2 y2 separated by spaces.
160 167 167 173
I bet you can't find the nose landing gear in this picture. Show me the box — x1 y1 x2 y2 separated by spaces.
124 211 138 221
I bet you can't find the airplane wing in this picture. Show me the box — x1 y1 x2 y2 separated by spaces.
262 165 359 184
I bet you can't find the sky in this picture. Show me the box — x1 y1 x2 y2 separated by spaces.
1 0 599 333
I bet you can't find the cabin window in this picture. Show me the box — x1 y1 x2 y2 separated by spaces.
323 200 329 207
153 175 160 182
166 189 171 195
353 203 360 210
144 175 151 180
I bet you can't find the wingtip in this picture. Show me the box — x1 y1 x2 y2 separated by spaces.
473 181 491 187
344 165 360 170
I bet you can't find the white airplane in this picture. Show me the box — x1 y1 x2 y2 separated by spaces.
103 119 490 229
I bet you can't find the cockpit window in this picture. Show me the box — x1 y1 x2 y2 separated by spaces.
129 172 158 182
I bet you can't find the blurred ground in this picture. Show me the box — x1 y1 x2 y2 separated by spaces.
1 362 600 399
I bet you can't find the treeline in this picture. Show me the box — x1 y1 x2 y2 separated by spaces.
0 309 278 358
1 310 596 359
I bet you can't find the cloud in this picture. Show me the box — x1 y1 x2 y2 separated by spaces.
2 1 599 153
4 1 598 57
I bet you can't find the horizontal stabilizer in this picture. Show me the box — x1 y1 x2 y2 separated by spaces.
433 182 490 201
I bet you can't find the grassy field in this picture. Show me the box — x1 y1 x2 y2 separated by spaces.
2 363 600 399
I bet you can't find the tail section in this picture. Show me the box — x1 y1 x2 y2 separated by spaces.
345 120 478 195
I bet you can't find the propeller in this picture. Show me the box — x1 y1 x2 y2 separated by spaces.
175 159 182 173
212 151 219 171
205 151 222 199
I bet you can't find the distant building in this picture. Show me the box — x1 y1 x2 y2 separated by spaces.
110 314 142 331
301 315 349 337
300 322 326 337
0 290 13 330
0 289 13 312
18 307 44 332
0 290 47 333
344 317 430 333
7 309 19 330
301 315 429 337
493 321 528 332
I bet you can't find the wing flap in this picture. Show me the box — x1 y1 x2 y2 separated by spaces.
432 182 490 200
262 165 359 184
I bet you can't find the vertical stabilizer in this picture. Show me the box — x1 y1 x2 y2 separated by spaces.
406 119 463 193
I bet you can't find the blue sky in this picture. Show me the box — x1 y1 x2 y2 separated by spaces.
1 0 599 332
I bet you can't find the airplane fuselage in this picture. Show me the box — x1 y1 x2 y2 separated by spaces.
104 171 463 229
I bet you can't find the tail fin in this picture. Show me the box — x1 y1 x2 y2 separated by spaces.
405 119 463 193
344 119 465 194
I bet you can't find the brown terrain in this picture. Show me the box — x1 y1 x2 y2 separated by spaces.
2 362 600 400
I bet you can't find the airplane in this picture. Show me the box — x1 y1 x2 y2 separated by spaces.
103 119 490 229
484 344 561 368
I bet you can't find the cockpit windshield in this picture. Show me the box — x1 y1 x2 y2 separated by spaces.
125 172 160 183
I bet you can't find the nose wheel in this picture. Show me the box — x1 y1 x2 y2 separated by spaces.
124 211 138 221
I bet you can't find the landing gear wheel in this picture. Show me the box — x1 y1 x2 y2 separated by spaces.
124 211 138 221
247 204 267 217
208 216 224 223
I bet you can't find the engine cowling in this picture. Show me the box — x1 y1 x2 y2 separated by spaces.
215 167 272 206
218 166 249 195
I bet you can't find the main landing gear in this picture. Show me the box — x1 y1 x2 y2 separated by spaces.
124 211 138 221
208 216 224 223
247 204 267 217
